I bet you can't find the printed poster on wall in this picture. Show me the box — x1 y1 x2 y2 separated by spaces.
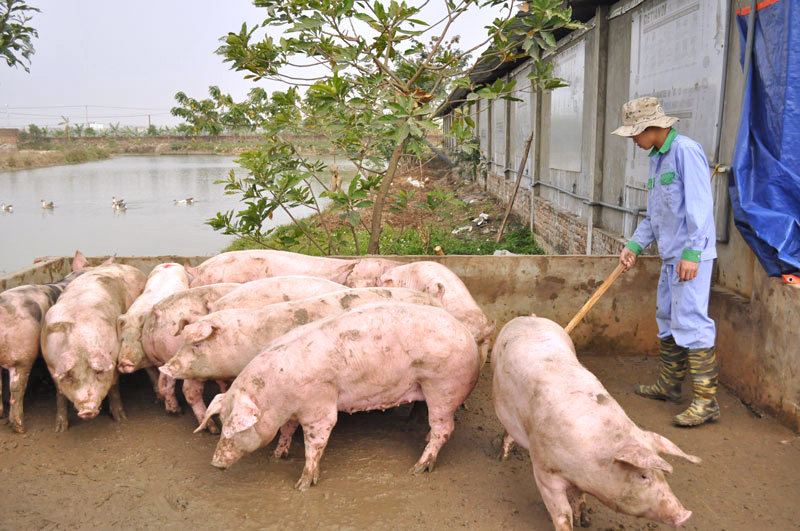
548 40 585 173
627 0 727 186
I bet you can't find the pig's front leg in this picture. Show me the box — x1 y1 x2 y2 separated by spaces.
410 403 455 474
532 466 575 531
567 487 590 528
157 373 181 414
295 408 337 491
273 420 299 459
8 366 32 434
144 367 160 397
108 382 127 421
499 431 516 461
183 379 219 434
55 392 70 432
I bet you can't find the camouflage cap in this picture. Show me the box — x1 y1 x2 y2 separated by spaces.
611 96 679 137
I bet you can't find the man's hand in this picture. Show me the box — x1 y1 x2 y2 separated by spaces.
677 259 699 281
620 248 637 272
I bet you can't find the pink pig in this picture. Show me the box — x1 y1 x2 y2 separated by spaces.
161 286 443 383
40 263 146 431
117 262 190 374
196 302 481 490
0 251 95 433
185 250 399 289
492 316 699 530
379 261 494 361
211 275 347 312
140 283 240 416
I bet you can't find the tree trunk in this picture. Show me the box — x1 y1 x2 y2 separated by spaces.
367 141 405 254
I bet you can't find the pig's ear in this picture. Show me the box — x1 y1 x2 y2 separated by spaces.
184 264 197 281
72 250 88 271
52 351 77 378
183 320 217 343
172 317 191 337
222 394 259 438
645 431 702 464
614 442 673 473
102 254 116 265
430 282 446 302
195 393 225 433
331 262 357 285
88 353 114 373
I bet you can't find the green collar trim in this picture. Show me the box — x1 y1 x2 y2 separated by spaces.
649 128 678 158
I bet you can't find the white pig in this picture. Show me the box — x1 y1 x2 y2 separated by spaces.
0 250 95 433
379 261 494 362
161 287 443 383
117 262 190 374
211 275 347 312
492 316 700 530
40 263 146 431
196 302 481 491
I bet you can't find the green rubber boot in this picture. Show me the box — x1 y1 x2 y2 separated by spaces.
634 336 686 403
674 346 721 427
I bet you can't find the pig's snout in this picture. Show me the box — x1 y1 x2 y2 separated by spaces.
211 437 244 469
673 509 692 528
117 359 136 373
78 408 100 419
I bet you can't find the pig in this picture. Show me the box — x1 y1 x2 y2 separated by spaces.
378 261 494 362
161 287 443 384
185 250 399 289
117 263 191 374
40 263 147 431
0 250 95 433
140 283 240 415
195 302 481 491
211 275 347 312
492 316 700 530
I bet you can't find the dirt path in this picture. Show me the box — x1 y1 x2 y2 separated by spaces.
2 353 798 530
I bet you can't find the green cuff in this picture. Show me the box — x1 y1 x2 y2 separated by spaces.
625 241 643 255
681 248 701 262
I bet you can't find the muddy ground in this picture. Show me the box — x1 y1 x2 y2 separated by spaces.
1 352 799 531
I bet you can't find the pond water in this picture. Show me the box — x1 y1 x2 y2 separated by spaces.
0 154 354 275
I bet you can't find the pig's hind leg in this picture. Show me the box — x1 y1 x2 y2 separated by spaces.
499 431 516 461
295 406 338 491
532 465 575 531
410 393 458 474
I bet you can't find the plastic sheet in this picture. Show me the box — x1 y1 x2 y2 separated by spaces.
731 0 800 276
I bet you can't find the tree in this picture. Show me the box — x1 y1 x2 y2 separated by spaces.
0 0 39 72
210 0 581 254
170 86 270 137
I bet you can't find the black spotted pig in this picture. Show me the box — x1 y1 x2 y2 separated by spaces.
0 251 96 433
492 316 699 530
196 302 481 491
40 263 146 431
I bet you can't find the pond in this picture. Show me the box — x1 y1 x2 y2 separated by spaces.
0 154 354 275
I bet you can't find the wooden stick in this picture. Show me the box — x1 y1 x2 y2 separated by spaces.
496 131 535 243
564 263 625 334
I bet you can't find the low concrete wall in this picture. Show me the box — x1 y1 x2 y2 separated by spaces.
2 253 798 431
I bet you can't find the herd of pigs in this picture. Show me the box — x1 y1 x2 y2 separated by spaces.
1 249 699 530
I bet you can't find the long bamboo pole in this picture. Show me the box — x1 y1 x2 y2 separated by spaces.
564 263 625 334
495 131 535 243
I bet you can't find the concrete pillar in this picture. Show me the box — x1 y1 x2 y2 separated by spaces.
586 6 609 255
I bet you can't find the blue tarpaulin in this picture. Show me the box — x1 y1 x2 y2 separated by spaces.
731 0 800 276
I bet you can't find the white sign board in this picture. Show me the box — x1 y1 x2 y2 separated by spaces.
549 40 585 172
627 0 727 185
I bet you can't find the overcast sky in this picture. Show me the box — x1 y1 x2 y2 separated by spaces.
1 1 504 130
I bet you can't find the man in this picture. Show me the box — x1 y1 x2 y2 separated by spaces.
613 96 719 427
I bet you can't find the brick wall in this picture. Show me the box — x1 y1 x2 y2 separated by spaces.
486 170 629 256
